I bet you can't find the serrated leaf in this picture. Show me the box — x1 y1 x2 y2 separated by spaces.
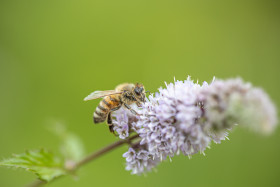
0 149 67 182
48 122 85 162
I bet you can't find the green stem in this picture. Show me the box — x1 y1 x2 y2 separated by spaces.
27 134 139 187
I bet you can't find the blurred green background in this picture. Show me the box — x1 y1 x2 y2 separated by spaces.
0 0 279 186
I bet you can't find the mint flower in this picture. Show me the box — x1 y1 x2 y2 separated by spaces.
112 77 277 174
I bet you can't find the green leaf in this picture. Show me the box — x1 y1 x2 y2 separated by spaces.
48 122 85 162
0 149 67 182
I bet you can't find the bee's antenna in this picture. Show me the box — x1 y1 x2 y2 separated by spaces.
145 91 150 94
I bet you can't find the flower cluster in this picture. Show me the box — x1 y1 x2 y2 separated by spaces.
112 106 138 139
122 147 160 174
113 77 277 174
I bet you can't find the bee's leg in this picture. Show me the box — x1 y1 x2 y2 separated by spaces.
109 125 115 134
107 112 115 134
107 105 122 135
124 103 139 116
136 102 142 107
110 105 121 112
107 112 112 124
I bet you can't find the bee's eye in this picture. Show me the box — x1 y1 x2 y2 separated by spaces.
134 87 141 95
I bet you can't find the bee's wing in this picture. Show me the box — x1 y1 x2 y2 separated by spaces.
84 90 123 101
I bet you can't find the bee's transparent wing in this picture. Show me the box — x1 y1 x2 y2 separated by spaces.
84 90 122 101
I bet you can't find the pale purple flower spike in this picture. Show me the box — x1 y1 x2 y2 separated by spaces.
115 77 277 174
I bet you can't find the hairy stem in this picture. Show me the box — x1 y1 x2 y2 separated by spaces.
75 134 139 169
27 134 139 187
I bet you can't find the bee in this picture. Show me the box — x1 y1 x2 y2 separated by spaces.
84 83 147 133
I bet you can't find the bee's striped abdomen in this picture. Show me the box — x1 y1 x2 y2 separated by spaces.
93 98 110 124
93 95 120 124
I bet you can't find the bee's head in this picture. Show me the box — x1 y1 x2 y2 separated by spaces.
133 83 146 103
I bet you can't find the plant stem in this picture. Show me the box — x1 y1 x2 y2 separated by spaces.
27 134 139 187
75 134 139 169
26 180 46 187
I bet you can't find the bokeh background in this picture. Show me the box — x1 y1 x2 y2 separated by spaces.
0 0 280 186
